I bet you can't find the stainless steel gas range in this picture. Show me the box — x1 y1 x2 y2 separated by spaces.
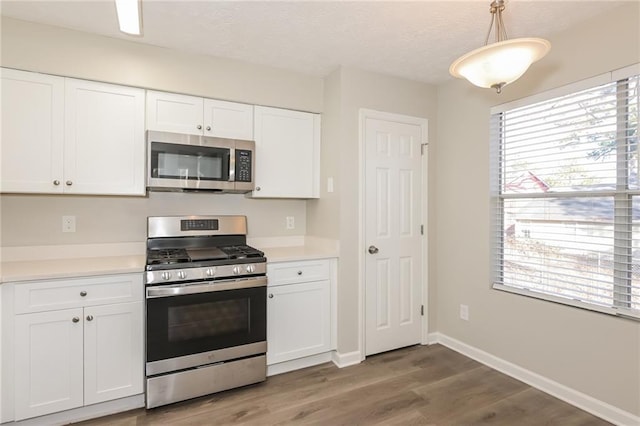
144 215 267 409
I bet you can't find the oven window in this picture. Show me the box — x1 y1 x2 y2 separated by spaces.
146 286 266 363
150 142 230 181
168 300 248 342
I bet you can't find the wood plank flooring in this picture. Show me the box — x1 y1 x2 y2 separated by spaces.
74 344 610 425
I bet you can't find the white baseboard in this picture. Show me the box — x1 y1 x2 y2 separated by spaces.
331 350 362 368
430 332 639 426
267 352 333 376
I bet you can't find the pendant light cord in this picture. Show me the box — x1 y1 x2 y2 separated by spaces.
485 0 508 45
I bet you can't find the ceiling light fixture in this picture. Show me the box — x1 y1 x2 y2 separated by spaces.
449 0 550 94
115 0 142 36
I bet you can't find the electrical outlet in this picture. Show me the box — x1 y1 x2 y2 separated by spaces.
62 215 76 233
460 304 469 321
286 216 295 230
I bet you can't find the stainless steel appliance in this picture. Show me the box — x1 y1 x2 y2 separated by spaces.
144 215 266 409
147 130 255 193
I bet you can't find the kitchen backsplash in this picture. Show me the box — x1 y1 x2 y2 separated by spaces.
0 192 306 247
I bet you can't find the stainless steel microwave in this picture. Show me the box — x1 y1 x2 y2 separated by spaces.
146 130 254 193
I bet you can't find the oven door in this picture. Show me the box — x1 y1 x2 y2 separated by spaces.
146 276 266 376
147 131 235 191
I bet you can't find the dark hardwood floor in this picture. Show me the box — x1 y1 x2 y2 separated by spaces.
75 344 610 425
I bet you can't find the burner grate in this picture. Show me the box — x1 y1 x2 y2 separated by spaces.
147 249 190 265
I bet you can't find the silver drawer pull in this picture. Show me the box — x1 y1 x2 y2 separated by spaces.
72 317 80 323
268 294 274 298
86 315 94 321
297 271 302 275
80 291 87 297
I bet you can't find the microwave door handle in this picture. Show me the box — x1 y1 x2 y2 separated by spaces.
229 147 236 182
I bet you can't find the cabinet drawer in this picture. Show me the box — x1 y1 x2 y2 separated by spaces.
267 260 330 286
14 274 143 314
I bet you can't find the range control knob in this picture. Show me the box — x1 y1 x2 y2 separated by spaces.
177 271 186 280
232 266 241 275
161 271 172 281
205 268 215 277
246 264 255 273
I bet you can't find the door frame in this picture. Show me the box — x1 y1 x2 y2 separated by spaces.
358 109 429 360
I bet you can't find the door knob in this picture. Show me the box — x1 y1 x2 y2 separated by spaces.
368 245 379 254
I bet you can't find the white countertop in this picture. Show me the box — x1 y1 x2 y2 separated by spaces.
0 238 339 283
261 245 338 263
1 255 147 283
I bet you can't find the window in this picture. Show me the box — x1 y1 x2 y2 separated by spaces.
490 65 639 319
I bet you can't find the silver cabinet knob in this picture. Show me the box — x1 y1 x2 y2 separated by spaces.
255 186 261 191
206 126 211 131
80 291 87 297
72 317 80 323
197 124 202 130
65 180 73 186
268 294 274 299
368 245 379 254
297 270 302 276
53 180 60 186
86 315 94 321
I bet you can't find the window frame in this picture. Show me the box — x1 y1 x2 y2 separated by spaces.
490 63 640 321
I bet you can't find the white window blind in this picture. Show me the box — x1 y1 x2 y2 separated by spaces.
490 67 640 319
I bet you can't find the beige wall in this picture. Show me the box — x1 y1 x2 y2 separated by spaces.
435 2 640 416
0 17 326 246
1 192 306 246
307 67 437 353
1 17 323 112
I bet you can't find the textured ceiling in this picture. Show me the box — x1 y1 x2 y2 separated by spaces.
0 1 628 85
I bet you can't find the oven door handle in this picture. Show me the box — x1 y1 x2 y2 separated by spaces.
146 276 267 298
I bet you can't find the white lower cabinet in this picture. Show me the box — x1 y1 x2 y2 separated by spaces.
266 259 333 366
11 274 143 421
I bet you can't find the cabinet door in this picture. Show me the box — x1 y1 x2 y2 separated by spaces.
84 301 143 405
14 308 84 420
64 79 145 195
1 68 64 194
146 90 204 135
203 99 253 140
267 280 330 365
252 106 320 198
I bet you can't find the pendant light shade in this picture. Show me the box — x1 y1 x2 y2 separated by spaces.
449 1 550 93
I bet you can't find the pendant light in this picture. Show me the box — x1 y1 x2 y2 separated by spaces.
449 0 550 94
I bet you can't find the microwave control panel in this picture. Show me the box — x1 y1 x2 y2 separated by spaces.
235 150 252 182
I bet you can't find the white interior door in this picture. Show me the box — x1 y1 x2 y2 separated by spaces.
364 113 425 356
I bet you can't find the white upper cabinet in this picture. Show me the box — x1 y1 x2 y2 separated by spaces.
251 106 321 199
1 68 65 193
65 79 145 195
145 91 203 135
146 90 254 140
0 68 146 196
203 99 254 140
